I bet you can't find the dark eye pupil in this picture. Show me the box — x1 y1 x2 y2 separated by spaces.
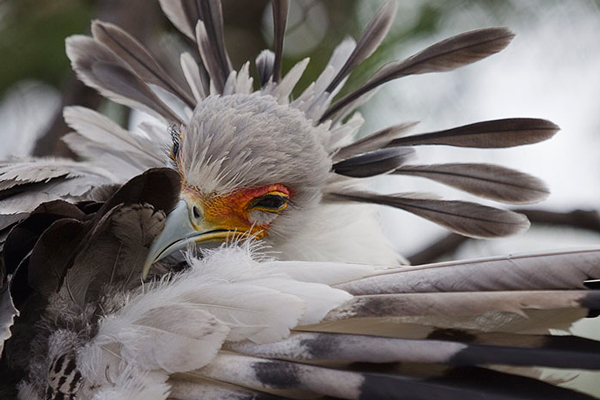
255 195 286 210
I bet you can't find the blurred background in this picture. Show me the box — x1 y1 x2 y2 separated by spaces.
0 0 599 394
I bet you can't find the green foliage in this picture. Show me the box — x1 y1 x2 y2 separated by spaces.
0 0 92 96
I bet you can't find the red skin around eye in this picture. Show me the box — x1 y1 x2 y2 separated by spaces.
182 184 291 235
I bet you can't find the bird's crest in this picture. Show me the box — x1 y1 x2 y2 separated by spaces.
60 0 559 240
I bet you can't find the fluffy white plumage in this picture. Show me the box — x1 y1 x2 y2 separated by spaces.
64 244 372 398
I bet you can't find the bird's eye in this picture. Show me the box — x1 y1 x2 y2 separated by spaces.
250 194 289 212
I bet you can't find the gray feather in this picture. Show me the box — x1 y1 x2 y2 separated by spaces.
271 0 289 83
183 0 231 92
196 21 226 93
63 106 168 175
394 163 550 204
180 52 207 102
228 331 600 370
159 0 195 39
325 290 599 320
169 378 278 400
325 0 397 94
191 353 593 400
91 21 195 107
323 27 515 121
327 190 530 238
0 159 114 214
93 62 183 123
334 121 418 161
66 36 182 123
388 118 559 148
332 147 415 178
337 247 600 295
0 213 27 231
199 0 232 78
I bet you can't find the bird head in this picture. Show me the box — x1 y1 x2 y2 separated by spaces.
62 1 559 278
144 93 332 275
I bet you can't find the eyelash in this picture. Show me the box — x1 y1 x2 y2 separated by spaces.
169 125 181 161
249 194 289 212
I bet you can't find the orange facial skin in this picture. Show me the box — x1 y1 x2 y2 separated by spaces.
182 184 291 240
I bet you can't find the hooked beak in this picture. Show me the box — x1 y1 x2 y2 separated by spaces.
142 199 251 278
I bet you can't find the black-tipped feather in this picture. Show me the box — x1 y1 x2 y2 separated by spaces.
92 21 196 108
228 331 600 370
394 163 549 204
387 118 559 148
271 0 289 83
256 50 276 87
67 36 181 123
160 0 232 93
196 21 227 93
188 0 232 92
93 62 183 123
334 121 418 161
322 27 515 121
196 353 596 400
66 36 182 123
332 148 414 178
324 0 397 94
328 190 529 238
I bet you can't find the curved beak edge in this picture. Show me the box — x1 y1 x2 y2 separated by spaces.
143 200 200 279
